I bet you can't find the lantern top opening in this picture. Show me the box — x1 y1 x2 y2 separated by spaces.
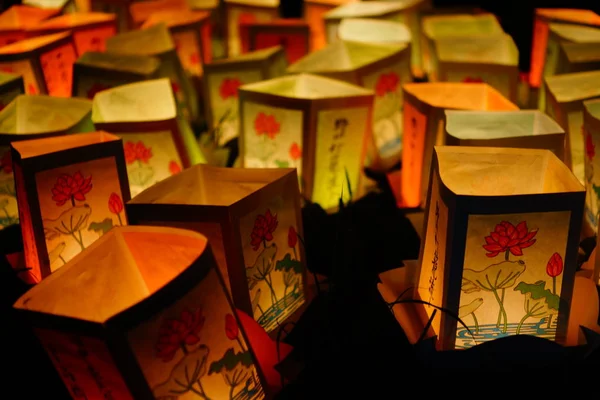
403 83 518 111
92 78 176 123
338 18 412 44
209 45 283 65
141 9 211 30
0 95 92 135
445 110 564 139
550 22 600 43
434 146 584 196
546 70 600 103
130 0 190 26
584 98 600 119
325 0 422 20
287 40 408 73
76 51 161 75
27 12 116 32
12 130 120 159
12 226 209 324
0 5 59 29
422 13 503 38
224 0 279 7
562 42 600 64
130 164 295 207
106 23 174 56
240 73 373 99
536 8 600 26
434 33 518 66
0 31 70 55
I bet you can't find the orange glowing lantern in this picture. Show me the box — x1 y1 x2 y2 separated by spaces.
244 19 310 64
224 0 279 57
583 99 600 237
545 70 600 186
126 165 311 336
0 32 77 97
13 226 269 399
11 131 130 282
26 12 117 55
92 78 204 197
204 46 287 146
530 9 600 90
400 82 518 209
0 5 60 47
304 0 355 52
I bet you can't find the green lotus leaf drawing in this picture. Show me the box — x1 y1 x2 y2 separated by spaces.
44 204 92 236
458 298 483 319
153 345 209 400
274 160 289 168
128 165 155 188
246 243 277 290
209 348 255 390
462 260 526 293
48 242 66 264
514 280 560 312
88 217 114 237
275 253 303 274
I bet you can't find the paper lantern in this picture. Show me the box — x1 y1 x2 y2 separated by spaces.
204 46 287 146
288 40 411 170
126 165 310 336
400 82 518 209
556 42 600 77
0 71 24 111
303 0 354 51
244 19 309 65
323 0 424 77
0 5 60 47
224 0 279 57
72 51 161 99
415 146 584 350
239 73 374 210
429 34 519 103
0 32 77 97
129 0 190 28
445 110 565 160
530 8 600 89
337 17 411 46
583 99 600 236
26 12 117 56
13 226 269 399
545 70 600 186
106 24 200 124
11 131 130 282
92 79 203 197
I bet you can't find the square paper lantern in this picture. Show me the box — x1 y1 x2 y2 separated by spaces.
0 95 93 231
224 0 279 57
0 5 60 47
304 0 353 51
239 74 374 210
204 46 287 146
415 146 584 350
0 32 77 96
445 110 566 160
0 71 24 111
72 51 161 99
287 40 411 170
530 8 600 90
429 34 519 103
25 12 117 55
92 78 203 197
583 99 600 235
106 24 200 124
545 70 600 186
11 131 130 282
13 226 269 399
126 165 310 335
400 82 518 209
245 19 310 64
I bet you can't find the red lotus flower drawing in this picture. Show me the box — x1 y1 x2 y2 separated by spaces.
108 192 123 215
86 83 110 99
124 141 153 165
288 226 297 248
0 150 11 174
546 252 563 278
462 76 484 83
250 209 278 250
156 308 206 362
289 142 302 161
254 112 280 140
375 72 400 97
51 172 93 207
169 160 182 175
482 221 538 258
219 78 242 100
586 130 595 160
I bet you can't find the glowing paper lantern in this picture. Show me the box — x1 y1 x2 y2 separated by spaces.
530 8 600 89
0 5 60 47
26 12 117 55
556 42 600 76
126 165 310 335
92 79 203 197
288 40 411 170
583 99 600 236
106 24 200 124
245 19 310 64
545 70 600 186
304 0 354 51
72 51 161 99
11 131 130 282
0 71 24 111
415 146 584 350
429 34 519 102
0 32 77 97
400 82 518 209
337 17 411 46
13 226 269 399
224 0 279 57
204 46 287 146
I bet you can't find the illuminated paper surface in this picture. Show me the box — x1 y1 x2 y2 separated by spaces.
224 0 279 57
337 18 411 45
0 5 60 47
583 100 600 235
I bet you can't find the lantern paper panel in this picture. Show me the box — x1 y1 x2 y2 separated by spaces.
126 165 310 335
0 32 77 97
583 99 600 236
224 0 280 57
445 110 566 161
557 42 600 77
400 83 518 209
416 146 584 350
13 226 267 399
247 19 310 65
529 8 600 89
545 69 600 186
337 18 412 46
0 71 24 111
0 5 60 47
72 51 161 99
204 46 287 146
11 131 130 282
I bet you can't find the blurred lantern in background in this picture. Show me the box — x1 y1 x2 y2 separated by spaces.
243 19 310 65
129 0 190 28
224 0 280 57
556 42 600 78
90 0 136 32
22 0 80 14
583 99 600 238
0 5 60 47
303 0 354 51
337 17 411 46
0 71 24 111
